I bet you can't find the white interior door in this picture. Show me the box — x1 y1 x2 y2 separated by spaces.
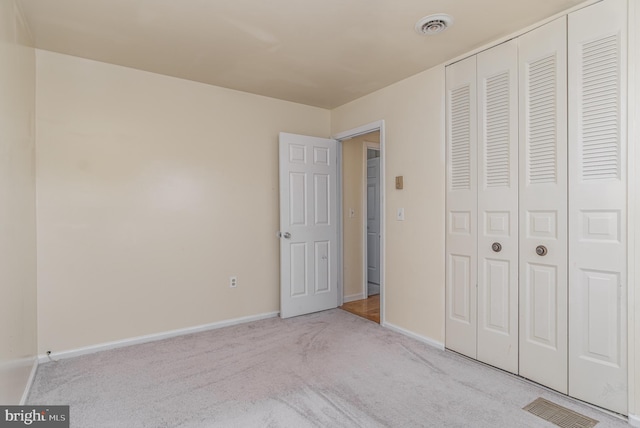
476 40 519 374
445 55 478 359
279 132 338 319
568 0 628 413
367 155 381 286
518 17 568 394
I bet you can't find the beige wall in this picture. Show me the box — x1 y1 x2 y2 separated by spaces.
0 0 37 404
35 50 330 353
341 132 379 300
332 66 446 342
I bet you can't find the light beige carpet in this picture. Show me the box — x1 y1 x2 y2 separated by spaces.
28 309 627 427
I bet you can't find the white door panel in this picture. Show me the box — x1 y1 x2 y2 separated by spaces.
445 56 478 359
568 0 627 413
279 133 338 318
518 17 568 393
450 254 472 321
524 262 559 347
476 40 519 374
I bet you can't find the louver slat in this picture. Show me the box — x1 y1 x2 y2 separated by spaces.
581 34 620 180
484 72 511 188
528 54 557 184
450 85 471 190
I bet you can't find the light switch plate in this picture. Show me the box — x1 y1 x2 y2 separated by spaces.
397 208 405 221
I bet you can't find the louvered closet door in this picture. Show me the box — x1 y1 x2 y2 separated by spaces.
518 17 568 394
568 0 627 414
476 40 519 374
445 56 478 359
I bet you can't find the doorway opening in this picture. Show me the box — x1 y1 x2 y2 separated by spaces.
337 126 383 324
277 121 384 321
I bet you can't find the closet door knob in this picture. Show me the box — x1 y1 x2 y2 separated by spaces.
491 242 502 252
536 245 548 256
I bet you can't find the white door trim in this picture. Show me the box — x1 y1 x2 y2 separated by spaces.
334 120 386 324
627 0 639 415
363 142 381 298
337 142 344 306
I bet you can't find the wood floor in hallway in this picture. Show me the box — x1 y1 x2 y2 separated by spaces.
340 294 380 323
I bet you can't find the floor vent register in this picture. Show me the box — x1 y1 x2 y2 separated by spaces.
523 397 598 428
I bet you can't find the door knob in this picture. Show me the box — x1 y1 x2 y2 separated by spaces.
282 232 291 239
491 242 502 252
536 245 547 256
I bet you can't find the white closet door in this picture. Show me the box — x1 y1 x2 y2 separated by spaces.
476 40 519 373
445 56 478 359
568 0 628 414
518 17 568 394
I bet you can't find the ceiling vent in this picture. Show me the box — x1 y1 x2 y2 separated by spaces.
415 14 453 36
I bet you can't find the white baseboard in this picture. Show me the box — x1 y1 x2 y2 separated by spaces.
383 322 445 351
20 356 38 405
629 414 640 427
343 293 366 303
39 311 279 363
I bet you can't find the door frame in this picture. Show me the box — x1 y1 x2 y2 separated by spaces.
334 120 386 325
362 143 381 298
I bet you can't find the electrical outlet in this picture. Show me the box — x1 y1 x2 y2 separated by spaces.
229 276 238 288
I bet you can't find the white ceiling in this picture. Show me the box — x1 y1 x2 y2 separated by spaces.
17 0 587 108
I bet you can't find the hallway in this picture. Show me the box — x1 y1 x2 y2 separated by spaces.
340 294 380 323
